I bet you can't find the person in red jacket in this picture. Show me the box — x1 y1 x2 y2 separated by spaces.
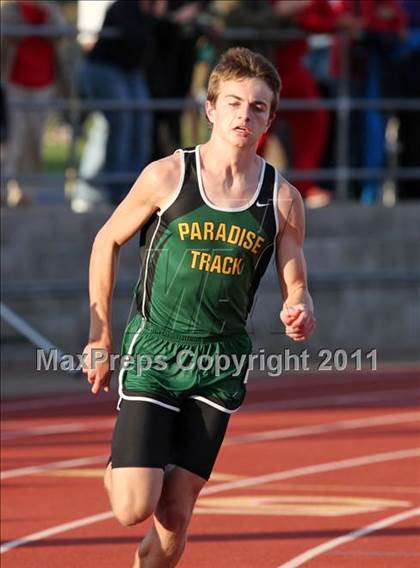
1 0 68 206
265 0 341 207
331 0 407 203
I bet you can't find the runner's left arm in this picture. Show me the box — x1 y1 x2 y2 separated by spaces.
275 177 316 341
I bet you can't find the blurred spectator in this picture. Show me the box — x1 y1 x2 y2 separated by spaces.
266 0 341 208
71 111 109 213
149 1 205 159
213 0 289 169
0 84 7 145
70 0 112 214
0 83 7 205
214 0 277 55
1 0 69 207
75 0 158 208
395 0 420 199
332 0 407 203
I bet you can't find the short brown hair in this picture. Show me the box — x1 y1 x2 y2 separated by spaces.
207 47 281 118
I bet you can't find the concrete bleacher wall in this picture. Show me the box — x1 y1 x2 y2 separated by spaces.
1 204 419 367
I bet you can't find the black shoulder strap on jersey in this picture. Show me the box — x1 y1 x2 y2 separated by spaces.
258 163 276 205
182 147 197 185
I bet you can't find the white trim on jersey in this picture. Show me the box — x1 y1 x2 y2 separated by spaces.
189 395 241 414
158 149 186 216
250 166 279 272
195 145 266 212
116 317 181 413
117 317 145 406
272 167 282 276
273 167 280 237
119 394 180 413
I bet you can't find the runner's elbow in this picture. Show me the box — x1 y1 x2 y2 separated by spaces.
93 228 120 253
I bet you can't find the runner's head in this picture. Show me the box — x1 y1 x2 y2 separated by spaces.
206 47 281 146
207 47 281 119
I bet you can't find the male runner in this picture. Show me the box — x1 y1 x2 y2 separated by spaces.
83 47 315 568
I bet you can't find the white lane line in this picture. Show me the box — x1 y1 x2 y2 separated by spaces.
2 447 419 554
243 387 419 412
2 411 411 444
278 507 420 568
200 447 420 496
2 420 114 441
2 389 417 442
1 393 420 445
1 455 107 480
224 411 420 446
0 511 114 554
3 411 419 479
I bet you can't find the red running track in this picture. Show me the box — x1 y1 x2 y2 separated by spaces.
1 368 420 567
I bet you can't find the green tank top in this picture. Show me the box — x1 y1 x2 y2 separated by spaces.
135 146 279 337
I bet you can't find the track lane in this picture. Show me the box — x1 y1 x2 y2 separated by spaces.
1 369 419 567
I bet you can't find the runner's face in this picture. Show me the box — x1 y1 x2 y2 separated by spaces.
206 78 273 147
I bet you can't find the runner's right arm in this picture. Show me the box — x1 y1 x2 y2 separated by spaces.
83 155 181 394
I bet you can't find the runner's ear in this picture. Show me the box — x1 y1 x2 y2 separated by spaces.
265 112 276 133
205 100 215 125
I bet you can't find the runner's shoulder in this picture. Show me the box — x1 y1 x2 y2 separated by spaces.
275 171 305 227
276 172 302 203
141 153 182 197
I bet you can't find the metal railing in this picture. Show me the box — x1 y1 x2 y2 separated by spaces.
2 23 420 201
0 301 84 375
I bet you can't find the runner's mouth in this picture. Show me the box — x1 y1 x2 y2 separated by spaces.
234 126 251 135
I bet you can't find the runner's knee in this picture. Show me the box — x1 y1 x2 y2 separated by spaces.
113 498 155 527
156 497 193 535
109 466 163 527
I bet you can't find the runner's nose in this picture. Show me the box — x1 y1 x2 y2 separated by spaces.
238 104 251 122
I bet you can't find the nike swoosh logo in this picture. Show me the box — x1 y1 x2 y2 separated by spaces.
256 201 269 207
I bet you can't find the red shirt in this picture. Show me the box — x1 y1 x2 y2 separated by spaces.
333 0 407 33
10 1 55 88
330 0 408 76
272 0 338 72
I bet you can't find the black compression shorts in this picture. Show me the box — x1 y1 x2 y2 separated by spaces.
110 397 230 481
